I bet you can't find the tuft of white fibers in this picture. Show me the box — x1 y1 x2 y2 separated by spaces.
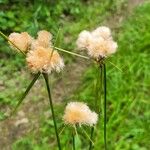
63 102 98 126
91 26 112 40
88 38 118 58
76 30 92 50
31 30 53 50
76 26 118 58
26 47 64 73
8 32 33 52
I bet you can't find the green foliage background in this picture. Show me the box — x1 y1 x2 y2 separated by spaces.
0 0 149 150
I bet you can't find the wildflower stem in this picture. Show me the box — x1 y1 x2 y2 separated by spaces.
0 31 26 55
11 72 40 116
72 131 75 150
98 63 103 117
43 73 61 150
53 46 90 60
89 127 94 150
89 64 103 150
103 63 107 150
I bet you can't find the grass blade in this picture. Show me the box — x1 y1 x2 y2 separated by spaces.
59 125 66 136
53 46 90 60
50 28 61 61
82 127 94 145
54 28 61 47
103 63 107 150
108 60 123 72
10 73 40 117
43 73 61 150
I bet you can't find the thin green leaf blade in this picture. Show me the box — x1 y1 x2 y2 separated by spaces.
1 73 40 121
11 73 40 116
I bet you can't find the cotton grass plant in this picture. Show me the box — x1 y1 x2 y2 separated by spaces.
76 26 118 149
0 25 118 149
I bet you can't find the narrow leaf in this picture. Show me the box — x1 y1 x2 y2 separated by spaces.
10 72 40 117
53 46 90 60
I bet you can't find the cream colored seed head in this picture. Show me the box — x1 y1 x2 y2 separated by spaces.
76 30 92 50
92 26 112 40
26 47 64 73
37 30 52 48
63 102 98 126
76 26 118 58
8 32 32 52
88 38 118 58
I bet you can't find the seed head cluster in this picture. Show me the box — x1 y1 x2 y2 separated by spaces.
8 32 33 52
63 102 98 126
8 30 64 74
76 26 118 58
26 47 64 73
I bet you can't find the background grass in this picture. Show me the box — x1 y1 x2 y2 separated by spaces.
0 0 149 150
71 2 150 149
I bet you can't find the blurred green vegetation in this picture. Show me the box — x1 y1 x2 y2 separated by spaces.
0 0 149 150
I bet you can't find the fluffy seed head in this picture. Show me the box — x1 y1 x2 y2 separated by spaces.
88 38 118 58
63 102 98 126
76 30 92 50
8 32 32 52
31 30 52 50
92 26 112 40
76 26 118 58
26 47 64 73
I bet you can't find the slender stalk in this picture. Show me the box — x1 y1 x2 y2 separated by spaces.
59 125 66 136
0 31 26 55
82 127 94 145
89 127 94 150
99 64 103 114
108 60 122 72
43 73 61 150
53 46 90 60
89 64 103 150
103 64 107 150
72 132 75 150
50 28 61 61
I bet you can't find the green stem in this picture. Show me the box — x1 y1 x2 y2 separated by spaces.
100 64 103 114
103 64 107 150
53 46 90 60
43 73 61 150
72 132 75 150
89 127 94 150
